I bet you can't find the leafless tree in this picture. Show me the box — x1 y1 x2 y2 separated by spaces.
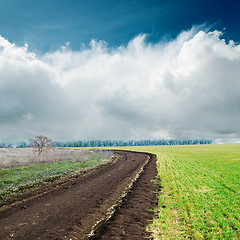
29 135 52 155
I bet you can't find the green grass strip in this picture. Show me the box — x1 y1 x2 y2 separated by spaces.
0 151 106 205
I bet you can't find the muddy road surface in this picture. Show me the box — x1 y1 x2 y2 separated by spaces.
0 151 157 240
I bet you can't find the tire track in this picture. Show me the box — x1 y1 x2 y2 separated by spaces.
90 152 158 240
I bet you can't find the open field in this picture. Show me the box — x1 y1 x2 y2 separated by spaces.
108 144 240 239
0 148 110 168
1 144 239 239
0 148 113 206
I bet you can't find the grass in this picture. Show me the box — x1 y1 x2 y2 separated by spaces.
106 144 240 239
1 144 239 239
0 150 112 206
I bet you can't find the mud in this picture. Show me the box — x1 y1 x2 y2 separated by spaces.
0 151 157 240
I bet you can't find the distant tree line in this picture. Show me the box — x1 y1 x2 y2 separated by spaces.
0 139 212 148
0 143 14 148
53 139 212 148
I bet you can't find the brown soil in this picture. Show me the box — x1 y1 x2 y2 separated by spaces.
0 150 158 240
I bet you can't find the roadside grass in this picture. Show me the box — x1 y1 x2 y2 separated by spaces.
109 144 240 239
0 150 112 206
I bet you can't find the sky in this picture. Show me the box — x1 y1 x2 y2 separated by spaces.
0 0 240 144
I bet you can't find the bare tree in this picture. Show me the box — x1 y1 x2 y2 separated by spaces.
29 135 52 155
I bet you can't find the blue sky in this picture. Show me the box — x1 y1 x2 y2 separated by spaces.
1 0 240 52
1 0 240 143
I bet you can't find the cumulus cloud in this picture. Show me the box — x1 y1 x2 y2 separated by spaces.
0 27 240 143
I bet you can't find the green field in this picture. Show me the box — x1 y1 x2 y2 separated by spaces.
114 144 240 239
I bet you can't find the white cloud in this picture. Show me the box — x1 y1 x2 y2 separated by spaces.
0 27 240 143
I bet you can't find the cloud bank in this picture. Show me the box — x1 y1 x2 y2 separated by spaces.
1 27 240 143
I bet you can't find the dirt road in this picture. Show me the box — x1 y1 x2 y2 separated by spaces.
0 151 157 240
